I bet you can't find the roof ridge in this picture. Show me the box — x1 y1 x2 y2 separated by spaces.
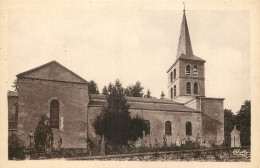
17 60 88 83
89 94 184 105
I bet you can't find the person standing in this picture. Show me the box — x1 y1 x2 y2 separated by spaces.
176 135 181 147
58 136 62 151
163 135 167 148
86 138 94 156
181 135 186 146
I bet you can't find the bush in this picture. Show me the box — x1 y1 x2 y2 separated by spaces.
8 133 26 160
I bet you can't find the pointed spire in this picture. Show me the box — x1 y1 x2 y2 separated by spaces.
176 7 193 59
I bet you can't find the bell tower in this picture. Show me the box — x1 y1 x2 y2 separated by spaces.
167 9 206 102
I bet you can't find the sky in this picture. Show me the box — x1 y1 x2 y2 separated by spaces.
5 1 250 113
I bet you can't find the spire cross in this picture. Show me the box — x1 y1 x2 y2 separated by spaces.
183 2 186 12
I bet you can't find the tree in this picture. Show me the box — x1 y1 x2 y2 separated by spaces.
129 116 149 141
88 80 100 94
34 115 50 152
124 81 144 97
12 78 18 91
160 91 165 99
236 100 251 146
102 86 108 95
8 133 26 160
93 80 148 152
224 109 235 147
144 89 151 98
223 100 251 147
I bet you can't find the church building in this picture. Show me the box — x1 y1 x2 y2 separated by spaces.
8 10 224 148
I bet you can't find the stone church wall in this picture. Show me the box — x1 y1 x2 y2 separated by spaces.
179 78 205 96
8 95 18 122
8 94 18 133
178 60 205 96
168 62 180 99
17 78 89 148
178 60 205 78
130 109 202 147
88 105 202 148
184 98 200 110
200 97 224 144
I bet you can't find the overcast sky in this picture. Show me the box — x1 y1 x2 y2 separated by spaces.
6 1 250 113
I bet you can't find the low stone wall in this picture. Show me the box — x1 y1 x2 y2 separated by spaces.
70 147 250 161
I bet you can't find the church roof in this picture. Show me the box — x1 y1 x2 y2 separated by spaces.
17 60 88 83
167 54 206 73
89 94 199 113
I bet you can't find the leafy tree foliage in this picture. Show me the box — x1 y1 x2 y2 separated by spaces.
124 81 144 97
8 133 26 160
224 109 236 147
93 80 148 150
129 116 149 141
34 115 51 152
102 86 108 95
236 100 251 146
224 100 251 147
88 80 100 94
12 78 18 91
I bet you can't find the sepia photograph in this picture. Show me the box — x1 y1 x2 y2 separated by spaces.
0 0 259 167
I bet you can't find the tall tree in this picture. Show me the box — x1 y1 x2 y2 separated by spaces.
144 89 151 98
160 91 165 99
34 115 50 152
93 80 148 151
102 86 108 95
124 81 144 97
224 109 235 147
236 100 251 146
88 80 100 94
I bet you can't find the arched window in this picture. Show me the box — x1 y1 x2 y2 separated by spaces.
144 120 150 135
194 82 198 94
170 88 173 99
186 122 192 136
170 72 173 83
174 69 176 80
186 82 191 94
186 65 191 76
174 85 176 97
165 121 172 135
193 65 198 76
50 100 59 128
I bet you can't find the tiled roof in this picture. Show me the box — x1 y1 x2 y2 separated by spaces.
89 94 199 113
90 94 182 104
179 54 206 62
7 91 18 97
129 101 197 112
167 54 206 73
